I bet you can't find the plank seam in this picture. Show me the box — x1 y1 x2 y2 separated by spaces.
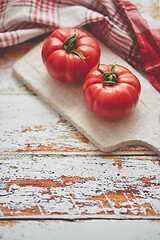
0 152 157 157
0 215 160 221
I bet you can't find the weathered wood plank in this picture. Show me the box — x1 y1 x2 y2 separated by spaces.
0 219 160 240
0 95 157 155
0 154 159 218
0 37 45 94
0 66 31 94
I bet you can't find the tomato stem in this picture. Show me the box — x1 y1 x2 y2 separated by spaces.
63 30 86 59
97 62 119 86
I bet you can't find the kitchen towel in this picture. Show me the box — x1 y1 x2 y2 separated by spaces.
0 0 160 91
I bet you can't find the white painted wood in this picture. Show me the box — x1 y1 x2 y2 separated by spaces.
0 95 153 154
0 95 96 153
13 33 160 156
0 63 27 94
0 220 160 240
0 155 159 217
0 41 39 94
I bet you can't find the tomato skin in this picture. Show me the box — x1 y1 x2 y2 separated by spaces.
42 28 100 83
83 64 141 121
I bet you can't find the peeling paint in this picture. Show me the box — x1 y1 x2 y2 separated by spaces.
113 159 122 170
60 176 96 184
0 220 19 226
0 155 159 217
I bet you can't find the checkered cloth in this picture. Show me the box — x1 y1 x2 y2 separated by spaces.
0 0 160 91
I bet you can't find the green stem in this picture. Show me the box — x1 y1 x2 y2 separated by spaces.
97 62 119 86
63 31 86 59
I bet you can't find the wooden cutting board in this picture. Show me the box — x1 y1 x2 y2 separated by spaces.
13 34 160 156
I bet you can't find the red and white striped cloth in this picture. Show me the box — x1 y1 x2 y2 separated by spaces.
0 0 160 91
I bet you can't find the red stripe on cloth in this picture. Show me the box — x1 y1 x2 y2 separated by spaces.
0 32 10 47
137 30 160 91
10 31 16 46
119 0 160 91
0 0 8 12
32 0 55 25
3 32 10 47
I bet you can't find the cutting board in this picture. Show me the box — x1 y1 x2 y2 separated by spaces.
13 34 160 156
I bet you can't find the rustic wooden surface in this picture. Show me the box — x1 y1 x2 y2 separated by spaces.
0 36 160 240
0 1 160 238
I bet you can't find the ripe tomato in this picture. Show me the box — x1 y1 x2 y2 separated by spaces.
83 63 141 121
42 28 100 84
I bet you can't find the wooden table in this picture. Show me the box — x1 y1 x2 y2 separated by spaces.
0 36 160 240
0 2 160 238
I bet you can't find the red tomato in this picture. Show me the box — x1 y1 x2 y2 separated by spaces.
83 63 141 121
42 28 100 83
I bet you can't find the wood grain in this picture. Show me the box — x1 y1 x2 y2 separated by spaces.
0 154 159 218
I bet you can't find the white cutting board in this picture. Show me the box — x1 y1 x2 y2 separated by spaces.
13 35 160 156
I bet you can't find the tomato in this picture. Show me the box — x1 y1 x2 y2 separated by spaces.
82 63 141 121
42 28 100 83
